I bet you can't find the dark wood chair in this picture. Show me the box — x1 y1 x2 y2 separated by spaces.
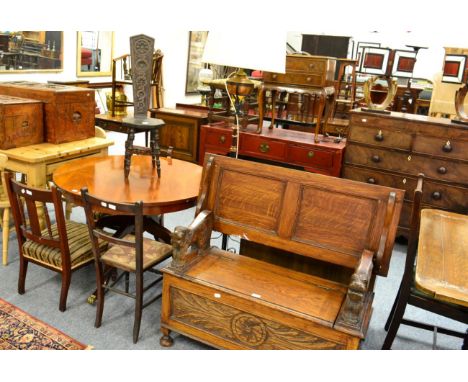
4 172 100 311
123 34 165 179
81 188 172 343
382 175 468 349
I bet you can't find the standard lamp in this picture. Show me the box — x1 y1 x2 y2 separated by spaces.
201 31 286 156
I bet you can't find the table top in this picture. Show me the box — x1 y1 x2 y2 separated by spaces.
416 209 468 307
0 129 113 164
53 155 202 215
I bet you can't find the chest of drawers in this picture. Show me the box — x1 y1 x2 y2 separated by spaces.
343 109 468 236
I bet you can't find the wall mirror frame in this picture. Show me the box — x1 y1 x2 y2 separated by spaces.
0 31 63 72
76 31 114 77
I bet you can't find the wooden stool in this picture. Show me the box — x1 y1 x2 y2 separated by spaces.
123 116 164 178
331 59 358 119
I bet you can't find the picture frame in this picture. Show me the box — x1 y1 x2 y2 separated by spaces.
360 47 391 75
356 41 381 70
76 31 114 77
391 50 417 78
0 31 63 72
442 54 466 84
185 31 209 94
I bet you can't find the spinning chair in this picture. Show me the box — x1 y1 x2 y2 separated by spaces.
81 188 172 343
382 175 468 349
123 34 165 179
4 172 102 311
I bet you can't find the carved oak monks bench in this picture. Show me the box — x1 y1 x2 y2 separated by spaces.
160 154 404 349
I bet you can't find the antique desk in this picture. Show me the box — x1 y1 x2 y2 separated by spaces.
53 155 203 243
342 109 468 237
416 209 468 308
0 127 113 189
199 123 346 177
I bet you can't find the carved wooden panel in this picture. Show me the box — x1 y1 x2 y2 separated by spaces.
169 287 346 349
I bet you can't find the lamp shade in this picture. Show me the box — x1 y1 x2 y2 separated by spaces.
201 31 287 74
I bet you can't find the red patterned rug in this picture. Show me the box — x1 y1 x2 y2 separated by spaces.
0 298 91 350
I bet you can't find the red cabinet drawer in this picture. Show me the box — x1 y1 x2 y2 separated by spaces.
287 144 334 169
239 135 287 161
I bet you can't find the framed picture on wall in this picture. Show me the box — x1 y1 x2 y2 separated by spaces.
356 41 380 70
391 50 417 78
0 31 63 72
360 47 391 75
185 31 209 94
442 54 466 84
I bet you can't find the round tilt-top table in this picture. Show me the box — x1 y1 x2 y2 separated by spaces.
53 155 203 242
53 155 203 215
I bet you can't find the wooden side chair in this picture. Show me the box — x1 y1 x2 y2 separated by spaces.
0 154 12 265
382 175 468 349
4 172 100 311
81 188 172 343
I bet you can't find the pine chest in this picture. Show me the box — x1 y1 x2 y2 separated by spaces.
0 95 44 150
0 81 95 144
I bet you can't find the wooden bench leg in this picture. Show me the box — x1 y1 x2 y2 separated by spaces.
160 327 173 347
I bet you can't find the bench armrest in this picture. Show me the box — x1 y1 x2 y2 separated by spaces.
170 210 214 271
335 249 374 337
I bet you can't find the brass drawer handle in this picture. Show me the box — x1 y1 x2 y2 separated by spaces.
437 166 447 174
442 140 452 152
431 191 442 200
367 177 376 184
219 135 226 143
21 120 29 128
259 143 270 153
307 151 314 158
374 130 384 142
371 155 381 163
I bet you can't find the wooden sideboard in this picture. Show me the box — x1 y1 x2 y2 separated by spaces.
342 109 468 236
199 122 346 177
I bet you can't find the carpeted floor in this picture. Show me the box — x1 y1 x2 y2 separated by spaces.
0 297 90 350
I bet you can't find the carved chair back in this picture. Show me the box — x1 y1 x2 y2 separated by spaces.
196 154 404 276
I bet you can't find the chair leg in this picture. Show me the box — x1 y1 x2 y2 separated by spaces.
124 129 135 178
133 272 143 343
382 290 409 349
385 283 402 331
2 208 10 266
95 262 105 328
150 130 161 178
125 272 129 293
18 256 28 294
59 270 71 312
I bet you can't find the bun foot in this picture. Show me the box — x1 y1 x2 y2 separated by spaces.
160 335 174 347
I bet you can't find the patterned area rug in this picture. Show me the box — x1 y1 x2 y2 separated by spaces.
0 298 91 350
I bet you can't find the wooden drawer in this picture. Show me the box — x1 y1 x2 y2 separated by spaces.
287 144 334 169
413 135 468 161
342 165 413 198
204 127 231 150
343 165 468 210
240 134 287 162
345 145 468 184
286 57 327 74
263 72 325 87
348 124 412 150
